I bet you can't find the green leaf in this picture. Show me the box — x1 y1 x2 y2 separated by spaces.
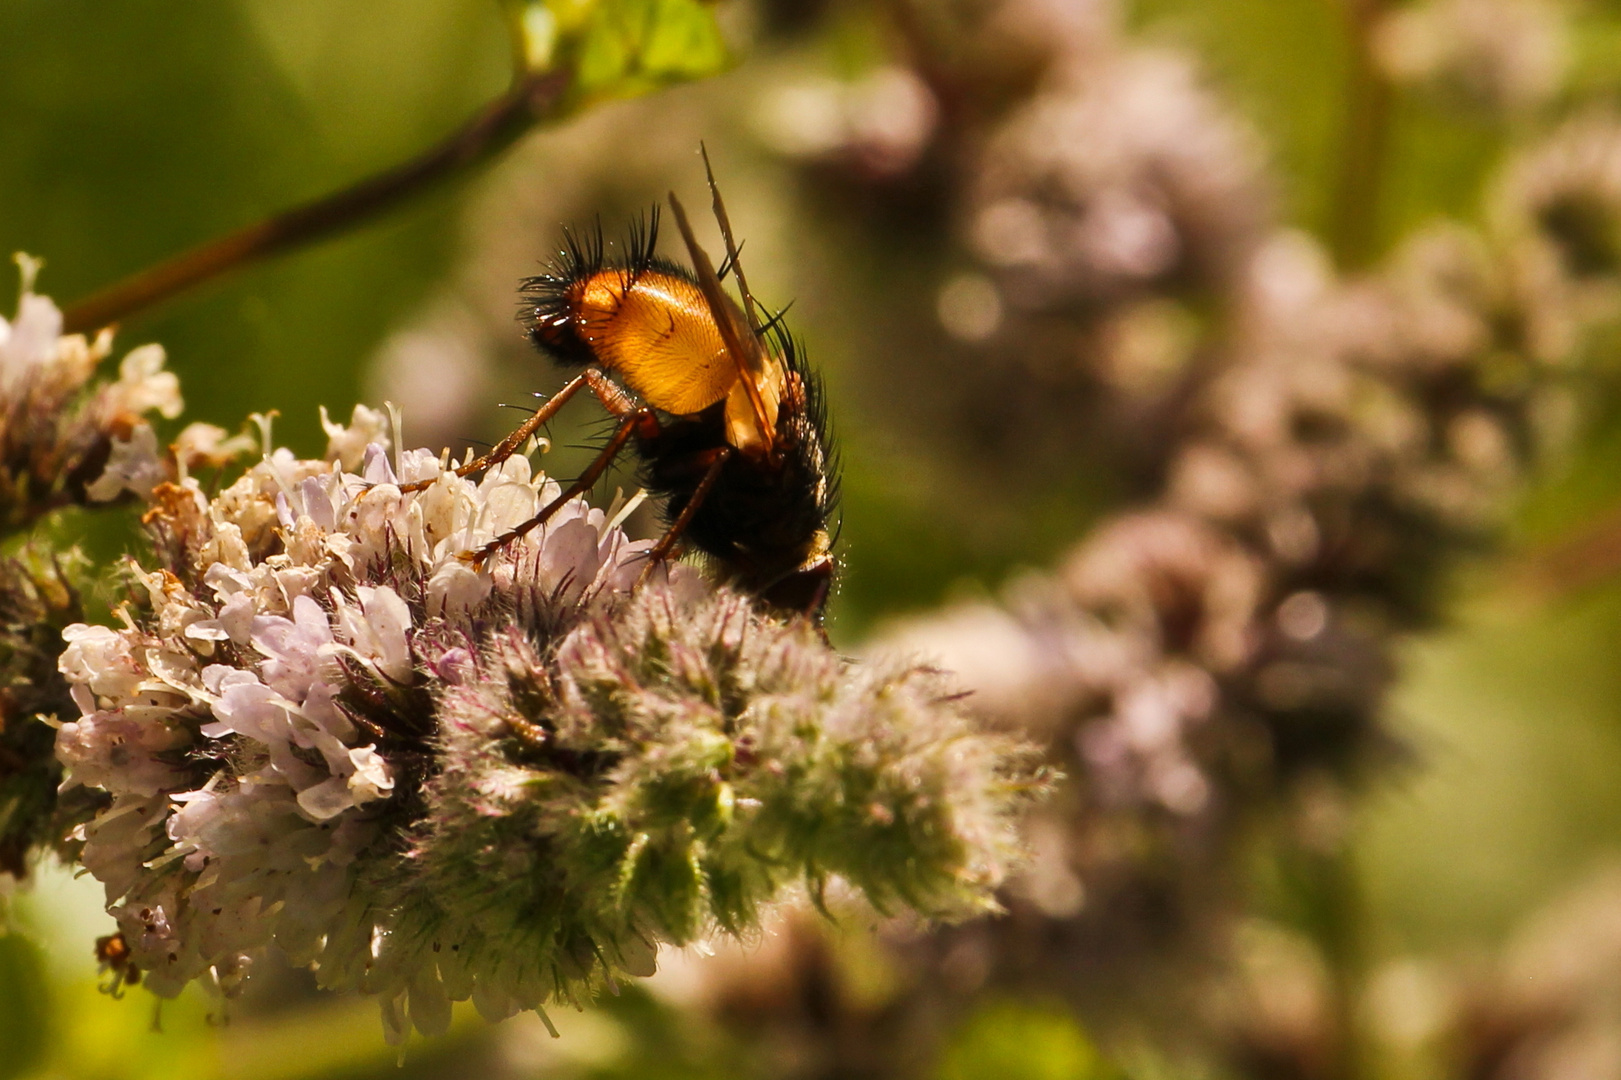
534 0 728 102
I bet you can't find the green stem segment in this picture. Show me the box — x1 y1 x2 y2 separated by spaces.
1271 835 1367 1080
1328 0 1395 270
62 67 572 335
1315 845 1365 1080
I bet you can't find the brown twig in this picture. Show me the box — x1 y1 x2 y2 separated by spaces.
62 67 573 335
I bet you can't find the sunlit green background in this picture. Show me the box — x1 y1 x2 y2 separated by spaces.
7 1 1621 1078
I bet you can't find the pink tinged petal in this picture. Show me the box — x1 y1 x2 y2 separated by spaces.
202 561 251 599
216 592 258 643
346 745 394 804
55 712 190 797
293 594 332 636
603 539 657 593
546 491 585 526
85 425 166 502
301 681 356 742
540 517 603 605
426 561 491 620
362 444 396 486
69 684 95 717
480 478 538 536
202 664 258 696
430 647 473 684
296 776 356 821
251 595 335 701
269 740 329 791
59 624 142 700
112 343 183 419
321 409 388 471
286 712 353 776
351 585 413 683
210 680 289 743
662 563 709 607
299 475 337 530
184 620 230 643
322 815 376 868
275 566 324 608
0 292 63 372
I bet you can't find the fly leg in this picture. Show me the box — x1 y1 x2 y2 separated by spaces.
398 370 596 494
636 446 732 585
463 372 657 565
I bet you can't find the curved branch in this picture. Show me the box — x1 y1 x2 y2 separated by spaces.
62 67 573 335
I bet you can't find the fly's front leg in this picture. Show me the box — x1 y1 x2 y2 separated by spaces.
463 388 659 567
398 370 597 494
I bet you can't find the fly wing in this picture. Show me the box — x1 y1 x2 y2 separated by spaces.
667 189 777 457
700 144 765 340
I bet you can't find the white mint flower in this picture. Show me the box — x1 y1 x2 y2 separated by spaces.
84 425 167 501
57 409 668 1000
55 405 1041 1041
0 257 186 527
320 403 390 472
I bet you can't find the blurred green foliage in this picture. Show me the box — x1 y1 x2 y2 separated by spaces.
0 0 511 454
1366 585 1621 952
935 999 1113 1080
550 0 730 101
0 933 48 1080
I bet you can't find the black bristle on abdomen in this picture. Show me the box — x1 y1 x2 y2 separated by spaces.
640 336 838 599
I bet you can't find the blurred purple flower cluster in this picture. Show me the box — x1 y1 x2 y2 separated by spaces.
640 0 1621 1073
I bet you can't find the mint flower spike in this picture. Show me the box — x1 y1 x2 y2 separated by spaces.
54 405 1044 1043
0 267 236 893
400 589 1041 1025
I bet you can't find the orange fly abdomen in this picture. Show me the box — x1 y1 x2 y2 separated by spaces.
566 268 738 416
